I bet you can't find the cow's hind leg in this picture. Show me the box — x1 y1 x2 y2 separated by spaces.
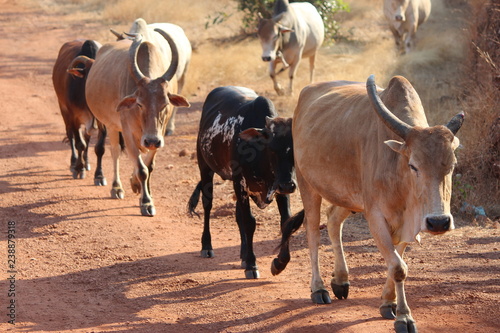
72 126 87 179
93 122 107 186
200 167 215 258
326 205 351 300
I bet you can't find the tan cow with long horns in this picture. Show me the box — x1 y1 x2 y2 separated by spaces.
70 31 190 216
272 75 464 332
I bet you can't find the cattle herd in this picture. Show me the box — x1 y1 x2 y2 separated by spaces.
52 1 464 332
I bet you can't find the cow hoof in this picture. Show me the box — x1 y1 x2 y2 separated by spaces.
94 177 107 186
380 303 397 319
111 188 124 199
311 289 331 304
201 250 214 258
72 169 85 179
331 281 350 300
394 317 418 333
270 257 286 276
130 177 141 194
140 204 156 217
245 269 260 279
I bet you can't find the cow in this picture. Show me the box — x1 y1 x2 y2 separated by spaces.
383 0 431 54
187 86 296 279
271 75 464 332
52 39 107 185
71 31 190 216
111 18 192 135
257 0 324 96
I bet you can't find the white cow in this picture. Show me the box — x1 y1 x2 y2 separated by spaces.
384 0 431 54
257 0 324 96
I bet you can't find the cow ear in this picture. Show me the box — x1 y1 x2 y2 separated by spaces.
168 93 190 108
384 140 404 153
116 97 137 112
240 128 270 142
279 26 294 34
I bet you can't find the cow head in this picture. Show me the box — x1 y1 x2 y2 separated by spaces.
384 0 410 22
240 115 296 201
116 32 189 151
257 13 293 62
367 75 464 235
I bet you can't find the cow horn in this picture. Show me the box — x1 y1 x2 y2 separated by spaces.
154 28 179 82
366 74 412 140
445 112 465 135
128 33 146 83
110 28 124 40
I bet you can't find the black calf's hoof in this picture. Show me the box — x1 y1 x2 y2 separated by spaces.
311 289 331 304
394 318 418 333
72 169 85 179
245 269 260 279
271 258 287 276
380 303 397 319
331 282 350 300
201 250 214 258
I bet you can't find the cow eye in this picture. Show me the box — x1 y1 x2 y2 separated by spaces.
137 103 143 109
409 164 418 172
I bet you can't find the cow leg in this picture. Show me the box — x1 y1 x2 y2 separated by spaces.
130 149 157 217
326 205 351 300
234 181 259 279
287 58 301 96
269 61 285 96
200 166 215 258
271 194 293 275
109 130 124 200
379 242 408 319
297 169 329 303
72 126 88 179
93 122 107 186
389 25 404 53
367 212 416 333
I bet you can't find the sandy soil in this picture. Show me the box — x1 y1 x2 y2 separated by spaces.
0 0 498 332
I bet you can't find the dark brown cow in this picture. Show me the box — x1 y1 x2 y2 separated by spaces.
52 39 106 185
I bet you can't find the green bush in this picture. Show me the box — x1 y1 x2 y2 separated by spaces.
236 0 349 41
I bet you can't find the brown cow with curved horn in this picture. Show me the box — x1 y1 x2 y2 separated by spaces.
272 75 464 332
71 31 190 216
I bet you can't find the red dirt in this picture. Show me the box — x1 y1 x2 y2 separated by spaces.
0 0 498 332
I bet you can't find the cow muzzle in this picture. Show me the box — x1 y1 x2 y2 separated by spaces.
262 56 272 62
395 14 404 22
142 136 163 150
276 180 297 195
425 215 452 234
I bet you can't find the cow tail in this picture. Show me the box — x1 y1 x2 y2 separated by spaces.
271 209 305 276
187 181 202 218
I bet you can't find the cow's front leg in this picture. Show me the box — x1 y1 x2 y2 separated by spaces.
326 205 351 300
367 212 416 333
132 150 157 217
269 61 285 96
287 59 300 96
234 181 259 279
109 130 124 199
271 194 292 274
